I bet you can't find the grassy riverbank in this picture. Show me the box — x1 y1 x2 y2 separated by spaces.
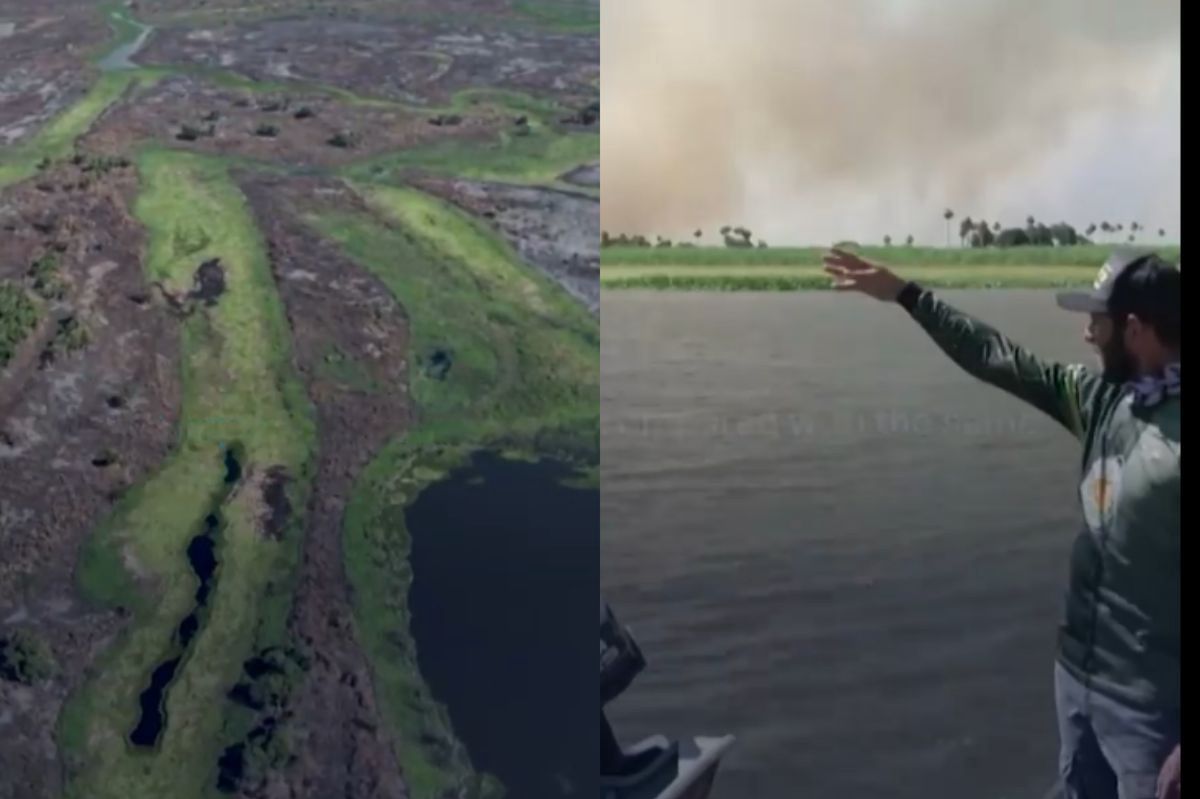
600 245 1180 290
310 184 597 799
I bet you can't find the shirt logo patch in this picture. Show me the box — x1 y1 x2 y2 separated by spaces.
1081 455 1123 532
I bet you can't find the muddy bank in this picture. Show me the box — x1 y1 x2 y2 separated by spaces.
139 16 597 106
236 173 413 799
0 160 182 798
413 176 599 314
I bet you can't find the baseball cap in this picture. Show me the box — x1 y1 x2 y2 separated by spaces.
1056 249 1179 316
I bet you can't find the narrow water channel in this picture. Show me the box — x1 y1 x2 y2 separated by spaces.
97 8 155 72
407 451 599 798
128 447 241 748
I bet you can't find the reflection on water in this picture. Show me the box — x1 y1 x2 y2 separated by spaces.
601 291 1093 799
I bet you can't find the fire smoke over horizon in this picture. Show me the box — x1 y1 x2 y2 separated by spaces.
601 0 1181 246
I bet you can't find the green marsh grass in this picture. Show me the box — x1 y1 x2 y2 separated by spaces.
62 150 315 799
600 264 1106 291
602 244 1180 268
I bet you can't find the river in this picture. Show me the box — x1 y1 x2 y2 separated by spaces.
601 290 1093 799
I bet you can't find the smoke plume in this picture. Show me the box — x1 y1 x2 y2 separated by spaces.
601 0 1180 244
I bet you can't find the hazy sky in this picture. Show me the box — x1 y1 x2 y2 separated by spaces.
601 0 1181 246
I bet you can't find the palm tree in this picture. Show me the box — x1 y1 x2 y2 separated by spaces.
1100 222 1112 241
1026 215 1036 229
1086 223 1097 237
993 222 1001 232
1159 228 1167 238
943 209 954 247
958 216 974 248
906 234 915 247
694 229 702 241
883 235 892 246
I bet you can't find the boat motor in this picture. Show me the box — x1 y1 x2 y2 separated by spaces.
601 599 734 799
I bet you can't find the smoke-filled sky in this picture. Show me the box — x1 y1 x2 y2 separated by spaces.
601 0 1180 246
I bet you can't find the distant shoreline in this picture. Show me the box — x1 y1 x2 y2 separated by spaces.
600 244 1180 291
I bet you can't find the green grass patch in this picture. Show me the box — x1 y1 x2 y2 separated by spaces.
600 264 1104 291
601 244 1181 268
513 0 599 31
310 185 596 798
62 149 315 799
345 124 597 185
0 282 40 368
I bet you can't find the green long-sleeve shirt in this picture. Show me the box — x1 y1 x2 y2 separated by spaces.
898 284 1180 714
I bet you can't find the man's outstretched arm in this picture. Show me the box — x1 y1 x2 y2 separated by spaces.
896 282 1100 439
823 249 1109 440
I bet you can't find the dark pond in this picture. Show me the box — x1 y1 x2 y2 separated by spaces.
407 451 599 798
129 449 239 747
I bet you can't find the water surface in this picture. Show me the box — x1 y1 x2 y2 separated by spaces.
408 451 599 798
601 290 1093 798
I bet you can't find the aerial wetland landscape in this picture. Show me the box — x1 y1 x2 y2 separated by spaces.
0 1 598 798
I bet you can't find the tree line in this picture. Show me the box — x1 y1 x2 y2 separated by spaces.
601 226 767 249
938 209 1167 249
602 212 1170 250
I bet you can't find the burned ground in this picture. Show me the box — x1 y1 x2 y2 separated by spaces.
413 175 600 313
139 17 598 107
235 173 413 799
0 161 181 797
0 4 109 145
83 73 510 169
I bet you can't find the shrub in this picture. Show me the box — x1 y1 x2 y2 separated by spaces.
0 629 56 685
0 282 39 368
326 131 358 148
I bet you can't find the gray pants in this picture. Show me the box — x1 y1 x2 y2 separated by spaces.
1055 662 1179 799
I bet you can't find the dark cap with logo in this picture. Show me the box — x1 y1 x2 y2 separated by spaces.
1056 249 1181 330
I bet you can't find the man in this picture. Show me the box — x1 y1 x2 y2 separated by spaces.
823 248 1180 799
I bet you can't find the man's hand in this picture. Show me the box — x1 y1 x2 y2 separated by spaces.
1158 745 1180 799
822 248 908 302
